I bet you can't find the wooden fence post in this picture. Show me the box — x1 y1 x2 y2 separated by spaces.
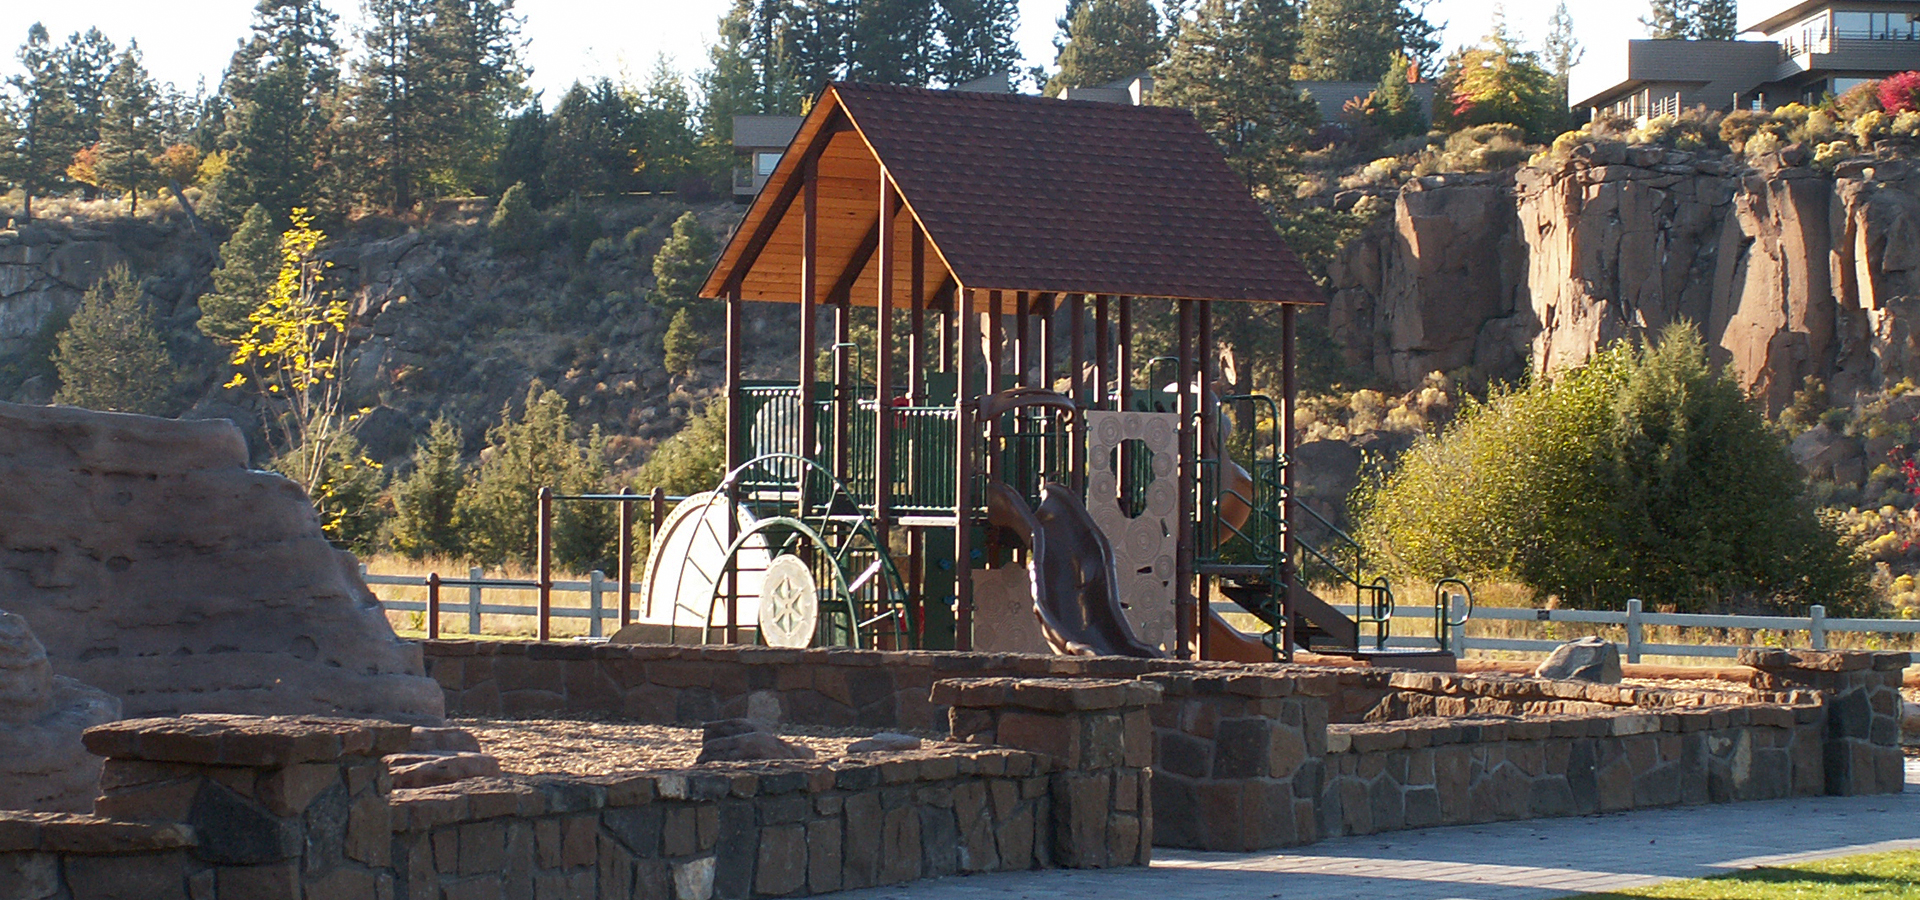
618 487 635 628
467 567 483 636
537 486 553 641
1626 598 1643 664
589 570 605 639
1810 604 1827 650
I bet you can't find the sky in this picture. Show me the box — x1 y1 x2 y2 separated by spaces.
0 0 1715 101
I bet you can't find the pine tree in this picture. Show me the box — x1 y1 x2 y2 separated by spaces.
697 0 806 153
1544 2 1583 80
1155 0 1318 194
494 102 545 201
94 45 160 214
3 24 84 219
422 0 528 193
215 0 342 223
650 211 717 311
198 204 280 341
1644 0 1737 41
457 383 614 570
848 0 936 85
57 28 116 147
389 417 466 558
636 61 699 192
51 266 178 415
1353 53 1424 138
1049 0 1164 94
663 307 703 377
932 0 1023 86
1295 0 1441 83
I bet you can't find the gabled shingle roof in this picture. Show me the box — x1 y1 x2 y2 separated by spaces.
702 82 1323 306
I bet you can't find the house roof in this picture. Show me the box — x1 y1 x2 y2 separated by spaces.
700 82 1323 307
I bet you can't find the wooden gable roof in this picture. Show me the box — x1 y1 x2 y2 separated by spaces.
700 82 1324 307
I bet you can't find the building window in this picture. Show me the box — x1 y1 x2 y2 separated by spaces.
1833 11 1920 39
1833 77 1873 95
755 152 781 177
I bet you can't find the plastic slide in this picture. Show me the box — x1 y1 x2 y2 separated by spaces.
984 482 1162 658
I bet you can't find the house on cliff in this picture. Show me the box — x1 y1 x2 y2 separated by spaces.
1573 0 1920 121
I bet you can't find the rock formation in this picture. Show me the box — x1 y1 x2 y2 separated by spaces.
0 401 444 722
0 609 120 811
1325 146 1920 414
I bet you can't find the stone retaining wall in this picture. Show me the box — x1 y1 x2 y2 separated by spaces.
0 678 1154 900
1318 703 1826 838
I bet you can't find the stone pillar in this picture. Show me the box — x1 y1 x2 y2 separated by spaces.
934 676 1159 868
1741 649 1909 795
81 714 413 898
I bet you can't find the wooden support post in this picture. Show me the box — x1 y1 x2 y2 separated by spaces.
618 486 634 627
909 224 926 405
536 486 553 642
1037 293 1054 391
1013 292 1029 388
799 157 820 469
1174 300 1195 660
876 174 896 539
726 284 744 643
1069 293 1086 493
427 572 441 640
956 288 978 651
834 292 851 484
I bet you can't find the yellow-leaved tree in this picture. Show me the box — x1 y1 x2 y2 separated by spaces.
219 208 385 548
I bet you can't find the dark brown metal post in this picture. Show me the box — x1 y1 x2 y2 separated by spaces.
799 157 820 466
955 288 978 651
1281 302 1298 655
618 486 634 627
427 572 441 640
1174 301 1195 660
1037 293 1054 390
1068 293 1086 492
536 486 553 641
1013 292 1029 387
988 290 1003 393
725 284 744 643
834 292 852 484
1197 298 1214 661
1094 296 1111 408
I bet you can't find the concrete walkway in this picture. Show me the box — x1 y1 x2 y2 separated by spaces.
833 761 1920 900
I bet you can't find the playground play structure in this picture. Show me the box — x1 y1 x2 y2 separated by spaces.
632 82 1465 663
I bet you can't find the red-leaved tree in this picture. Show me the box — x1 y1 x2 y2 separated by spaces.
1879 71 1920 114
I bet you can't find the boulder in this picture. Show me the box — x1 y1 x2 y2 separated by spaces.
0 610 121 811
846 732 923 754
1534 636 1624 683
0 402 444 723
696 719 815 763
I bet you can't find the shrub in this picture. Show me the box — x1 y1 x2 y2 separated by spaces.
489 182 540 256
1356 323 1872 613
1879 71 1920 114
458 383 617 571
650 211 717 311
389 418 466 559
1838 80 1884 119
272 433 388 553
1416 124 1532 174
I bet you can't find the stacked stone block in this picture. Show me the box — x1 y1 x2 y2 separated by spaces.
387 745 1057 900
0 812 194 899
1134 670 1334 850
936 676 1158 867
1742 649 1910 795
1317 703 1825 837
79 714 411 899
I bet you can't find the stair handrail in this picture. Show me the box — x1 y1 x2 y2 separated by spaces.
1432 577 1474 653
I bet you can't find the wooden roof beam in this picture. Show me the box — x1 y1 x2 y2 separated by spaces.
720 109 850 295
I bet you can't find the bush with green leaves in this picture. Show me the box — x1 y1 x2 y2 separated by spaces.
489 182 541 256
457 383 617 572
52 265 179 415
631 399 729 559
1355 324 1871 614
272 433 388 553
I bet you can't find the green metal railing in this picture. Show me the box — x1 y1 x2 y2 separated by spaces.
737 382 961 517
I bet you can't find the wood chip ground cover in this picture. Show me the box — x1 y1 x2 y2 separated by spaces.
454 717 952 775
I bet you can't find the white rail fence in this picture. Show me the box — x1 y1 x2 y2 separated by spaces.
366 567 1920 657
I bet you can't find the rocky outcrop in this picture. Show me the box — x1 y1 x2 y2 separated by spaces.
1326 147 1920 413
0 609 120 811
0 401 444 722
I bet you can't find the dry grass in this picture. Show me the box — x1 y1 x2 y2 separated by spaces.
360 553 623 640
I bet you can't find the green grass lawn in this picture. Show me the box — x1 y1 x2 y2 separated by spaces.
1565 851 1920 899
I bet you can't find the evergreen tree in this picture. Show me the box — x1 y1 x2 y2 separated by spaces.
94 45 160 214
494 101 545 201
423 0 528 194
932 0 1023 86
1644 0 1737 41
389 416 466 558
1048 0 1165 94
57 28 116 147
543 80 628 200
849 0 937 85
51 266 178 415
1349 53 1424 139
1295 0 1441 83
215 0 342 223
1155 0 1318 194
663 307 703 377
636 61 699 192
3 24 84 219
198 204 280 341
697 0 805 169
650 211 717 311
457 383 614 570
